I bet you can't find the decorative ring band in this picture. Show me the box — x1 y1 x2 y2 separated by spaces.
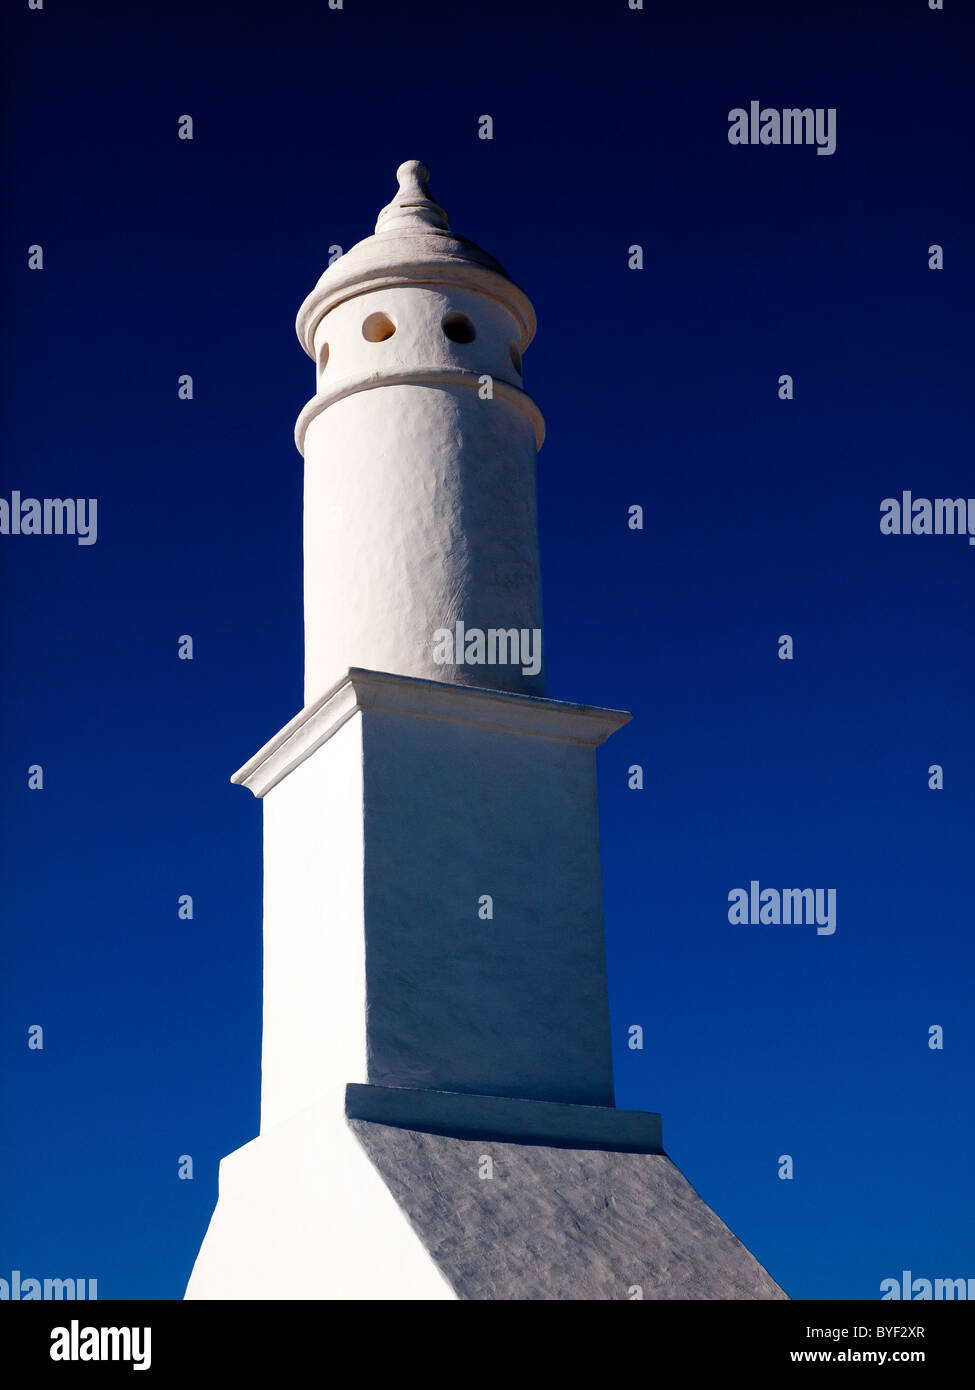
294 367 546 455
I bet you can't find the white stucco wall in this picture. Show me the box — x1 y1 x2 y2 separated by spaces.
300 283 546 707
187 704 455 1299
259 711 366 1132
360 701 617 1106
185 1093 455 1300
240 673 624 1120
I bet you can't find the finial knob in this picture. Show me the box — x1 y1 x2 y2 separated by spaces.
375 160 450 234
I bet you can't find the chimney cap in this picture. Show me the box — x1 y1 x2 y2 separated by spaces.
295 160 536 358
374 160 450 234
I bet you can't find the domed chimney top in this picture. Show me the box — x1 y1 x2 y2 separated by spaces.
295 159 536 357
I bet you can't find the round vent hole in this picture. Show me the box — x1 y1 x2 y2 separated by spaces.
442 311 476 344
362 312 396 343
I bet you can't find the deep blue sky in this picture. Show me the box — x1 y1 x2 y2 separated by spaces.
1 0 972 1300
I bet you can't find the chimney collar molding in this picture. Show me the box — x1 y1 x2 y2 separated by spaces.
232 668 631 799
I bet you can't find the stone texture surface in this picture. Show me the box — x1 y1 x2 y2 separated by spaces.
349 1119 788 1301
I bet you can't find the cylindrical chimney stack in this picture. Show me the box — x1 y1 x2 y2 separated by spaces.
294 160 546 706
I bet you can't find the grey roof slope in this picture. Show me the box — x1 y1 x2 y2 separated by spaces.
349 1118 788 1301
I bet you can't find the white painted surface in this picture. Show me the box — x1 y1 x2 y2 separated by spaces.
187 671 627 1298
186 163 628 1300
295 161 537 356
232 668 629 800
358 690 619 1105
185 1091 455 1300
249 672 625 1122
303 371 544 705
259 710 367 1132
294 162 546 707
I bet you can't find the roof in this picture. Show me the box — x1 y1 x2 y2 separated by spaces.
348 1117 788 1300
